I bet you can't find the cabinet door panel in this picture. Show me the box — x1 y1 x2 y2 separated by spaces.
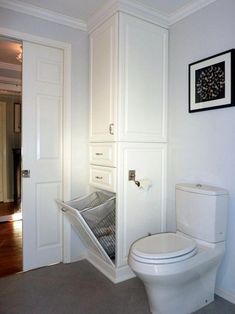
89 15 118 142
116 143 167 266
118 14 168 142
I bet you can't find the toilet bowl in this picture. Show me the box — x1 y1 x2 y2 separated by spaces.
128 184 228 314
129 232 225 314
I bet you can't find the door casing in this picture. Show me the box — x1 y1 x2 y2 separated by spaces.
0 101 7 202
0 27 72 266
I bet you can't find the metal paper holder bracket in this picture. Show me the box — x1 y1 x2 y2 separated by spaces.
128 170 140 187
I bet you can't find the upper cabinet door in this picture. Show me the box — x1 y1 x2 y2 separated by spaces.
89 15 118 142
118 14 168 142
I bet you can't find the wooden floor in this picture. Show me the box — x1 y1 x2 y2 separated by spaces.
0 220 23 277
0 202 20 216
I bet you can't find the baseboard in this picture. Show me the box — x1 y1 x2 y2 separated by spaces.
70 253 86 263
0 212 22 222
215 287 235 304
4 199 14 203
86 250 135 284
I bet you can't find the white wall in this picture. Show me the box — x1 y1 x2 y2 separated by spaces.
168 0 235 301
0 7 89 259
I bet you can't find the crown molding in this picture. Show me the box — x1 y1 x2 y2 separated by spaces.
88 0 169 32
0 0 87 31
0 61 21 72
0 0 218 33
88 0 218 32
167 0 217 25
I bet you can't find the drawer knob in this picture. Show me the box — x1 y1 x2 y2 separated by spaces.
95 153 103 156
109 123 114 135
95 176 103 180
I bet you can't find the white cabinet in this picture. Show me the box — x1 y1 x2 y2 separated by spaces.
89 13 168 143
87 11 168 282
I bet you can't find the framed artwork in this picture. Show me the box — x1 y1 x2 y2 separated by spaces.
189 49 235 113
14 103 21 133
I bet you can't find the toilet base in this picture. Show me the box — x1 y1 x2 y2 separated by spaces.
141 263 217 314
145 276 214 314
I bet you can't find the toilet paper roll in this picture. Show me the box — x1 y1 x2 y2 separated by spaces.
138 179 152 191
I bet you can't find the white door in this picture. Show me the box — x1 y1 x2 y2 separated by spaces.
89 15 118 142
22 41 63 271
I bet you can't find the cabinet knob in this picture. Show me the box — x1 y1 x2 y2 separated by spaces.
95 153 103 156
95 176 103 180
109 123 114 135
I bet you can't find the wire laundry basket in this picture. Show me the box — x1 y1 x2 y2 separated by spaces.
65 191 116 259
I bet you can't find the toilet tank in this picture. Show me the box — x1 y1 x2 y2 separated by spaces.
176 184 228 243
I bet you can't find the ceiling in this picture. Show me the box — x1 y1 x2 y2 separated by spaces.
0 38 22 95
9 0 204 21
15 0 108 21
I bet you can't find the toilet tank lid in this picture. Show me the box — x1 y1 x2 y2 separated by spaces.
176 183 228 196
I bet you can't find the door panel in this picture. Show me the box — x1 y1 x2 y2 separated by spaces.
118 14 168 142
36 95 61 160
22 41 63 271
36 183 61 247
89 15 118 142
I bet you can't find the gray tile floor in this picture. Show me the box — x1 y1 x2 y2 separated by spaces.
0 260 234 314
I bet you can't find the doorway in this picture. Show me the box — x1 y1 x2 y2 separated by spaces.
0 37 22 276
0 27 72 273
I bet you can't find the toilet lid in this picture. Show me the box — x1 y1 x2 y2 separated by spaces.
131 233 197 261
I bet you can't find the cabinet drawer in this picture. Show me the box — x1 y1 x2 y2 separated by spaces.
89 166 116 192
89 143 117 167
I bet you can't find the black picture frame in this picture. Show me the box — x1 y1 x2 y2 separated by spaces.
189 49 235 113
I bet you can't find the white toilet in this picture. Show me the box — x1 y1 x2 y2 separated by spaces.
128 183 228 314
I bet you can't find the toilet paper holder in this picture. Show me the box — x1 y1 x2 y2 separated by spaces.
128 170 140 187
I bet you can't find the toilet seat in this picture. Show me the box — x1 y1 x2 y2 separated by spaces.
130 233 197 264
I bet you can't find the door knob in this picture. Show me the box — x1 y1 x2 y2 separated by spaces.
22 170 30 178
